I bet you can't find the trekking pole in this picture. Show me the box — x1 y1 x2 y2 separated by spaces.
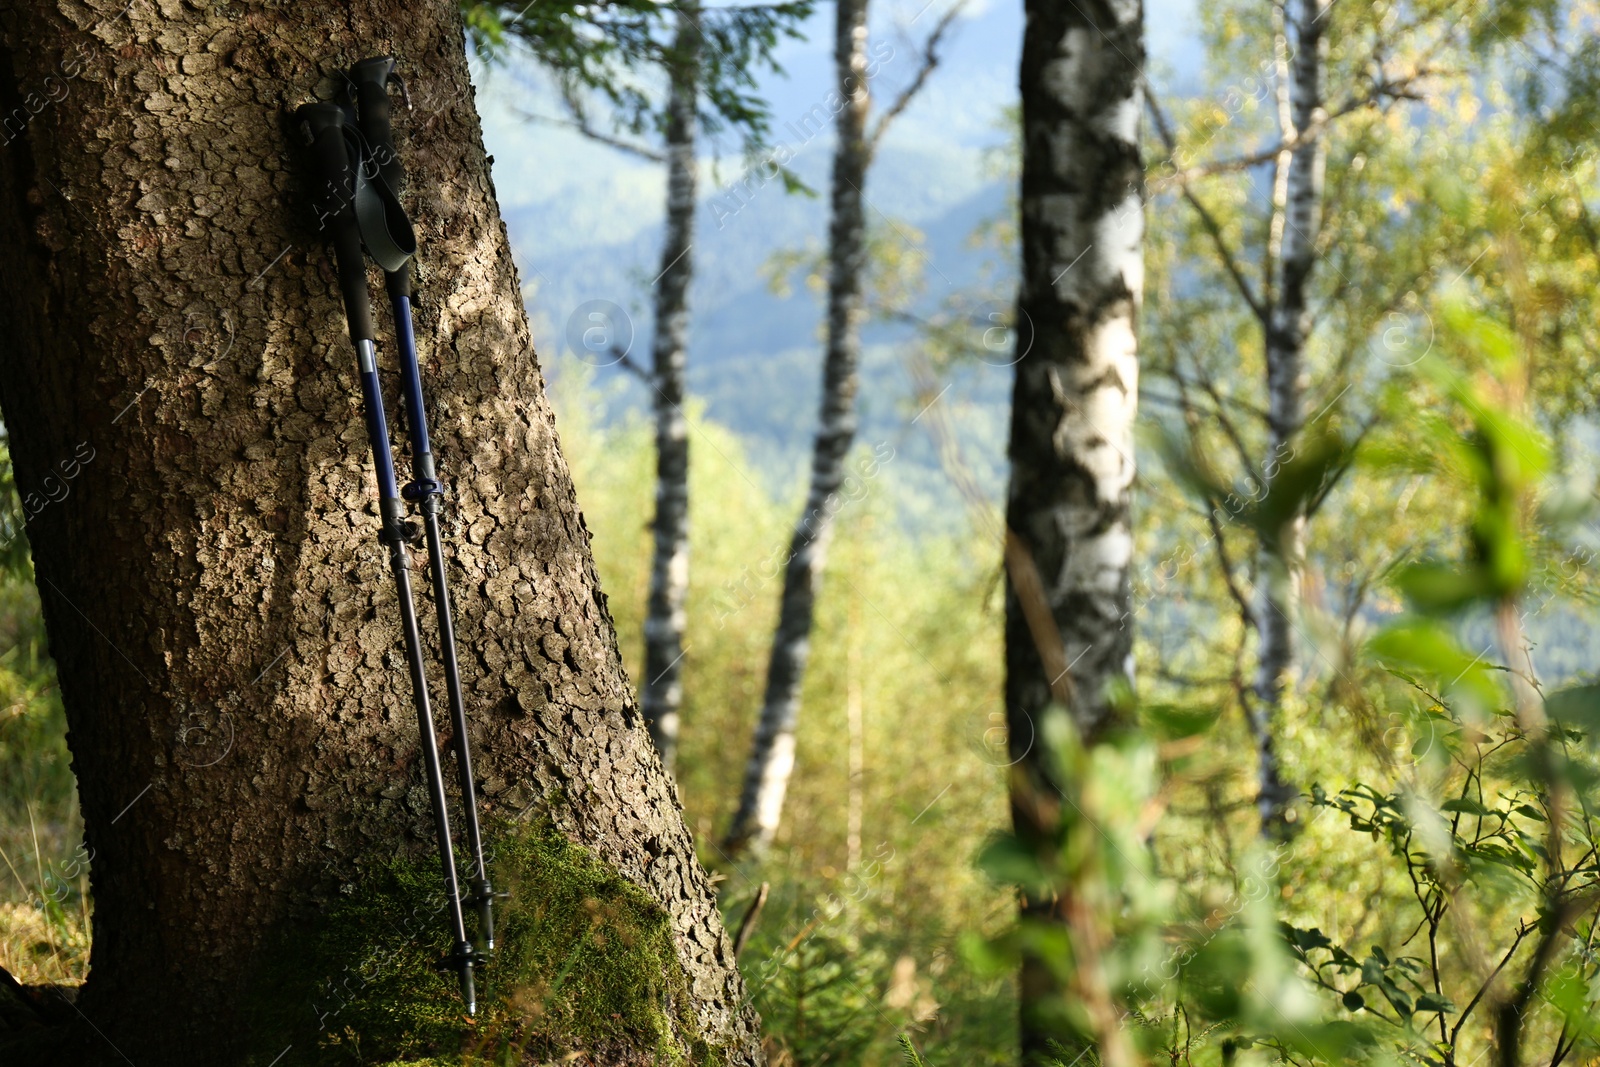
345 56 504 953
295 101 480 1014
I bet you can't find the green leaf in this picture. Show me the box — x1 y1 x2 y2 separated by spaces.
1277 1020 1381 1061
1182 932 1253 1019
1393 560 1500 614
1546 684 1600 736
1416 993 1456 1013
1282 924 1334 953
778 165 817 198
1249 426 1354 540
1542 968 1600 1036
1142 702 1222 741
975 834 1051 894
1368 620 1500 712
1361 957 1386 986
957 929 1014 977
1380 982 1414 1017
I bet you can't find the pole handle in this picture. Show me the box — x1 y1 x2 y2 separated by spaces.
348 56 407 194
346 56 416 275
296 103 375 344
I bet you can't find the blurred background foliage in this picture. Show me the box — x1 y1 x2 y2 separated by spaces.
0 432 86 991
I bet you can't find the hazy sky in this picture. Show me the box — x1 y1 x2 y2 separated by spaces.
470 0 1205 448
475 0 1203 215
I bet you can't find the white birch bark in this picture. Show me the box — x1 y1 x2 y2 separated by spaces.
725 0 871 855
1010 0 1143 1062
1251 0 1327 835
641 3 701 771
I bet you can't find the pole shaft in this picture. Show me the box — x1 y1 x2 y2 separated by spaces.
355 341 399 499
392 292 432 454
388 284 497 948
423 511 485 871
388 551 470 946
355 337 476 1008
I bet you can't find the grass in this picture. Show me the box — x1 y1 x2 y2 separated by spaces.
0 564 87 993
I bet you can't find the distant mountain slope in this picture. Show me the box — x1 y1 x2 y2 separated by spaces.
467 0 1197 497
499 138 1010 449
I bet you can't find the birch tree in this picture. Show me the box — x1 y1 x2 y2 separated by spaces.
724 0 963 856
1008 0 1143 1061
468 1 810 773
1244 0 1327 835
639 4 701 771
1145 0 1469 836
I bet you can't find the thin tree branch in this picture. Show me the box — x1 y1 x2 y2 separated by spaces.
1495 892 1597 1067
733 881 770 956
1152 68 1442 191
1206 498 1256 625
512 104 666 162
1172 370 1255 626
1144 84 1269 323
610 345 654 382
866 0 967 156
1450 920 1534 1047
1304 414 1378 520
1180 355 1265 468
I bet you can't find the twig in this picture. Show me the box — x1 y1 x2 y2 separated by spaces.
733 881 770 956
1152 68 1442 191
1180 356 1265 473
1450 920 1533 1046
1494 893 1595 1067
867 0 968 157
1144 85 1269 323
512 100 665 163
610 345 653 382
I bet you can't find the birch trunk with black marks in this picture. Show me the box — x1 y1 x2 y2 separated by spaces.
640 3 701 772
0 2 759 1064
1010 0 1142 1062
724 0 871 856
1251 0 1326 836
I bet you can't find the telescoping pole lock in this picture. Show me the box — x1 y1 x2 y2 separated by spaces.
293 55 504 1015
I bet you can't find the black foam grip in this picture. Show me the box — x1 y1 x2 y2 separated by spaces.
347 57 415 275
350 57 405 195
297 103 374 343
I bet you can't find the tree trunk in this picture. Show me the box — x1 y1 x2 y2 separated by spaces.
1252 0 1326 836
724 0 870 857
641 3 701 772
1010 0 1143 1062
0 3 759 1064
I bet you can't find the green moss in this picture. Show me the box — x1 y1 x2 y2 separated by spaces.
246 818 725 1066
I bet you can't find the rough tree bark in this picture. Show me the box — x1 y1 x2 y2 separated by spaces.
1251 0 1326 835
640 2 701 772
1009 0 1143 1062
724 0 871 856
0 2 759 1064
